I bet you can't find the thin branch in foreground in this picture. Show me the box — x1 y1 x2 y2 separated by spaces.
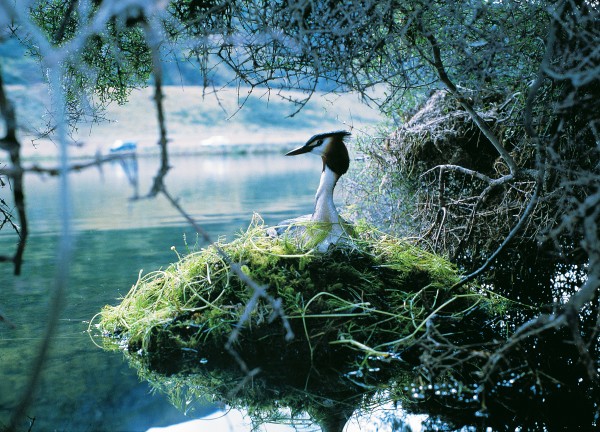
0 150 137 273
155 170 295 379
475 8 600 393
0 64 28 275
7 66 72 432
451 163 543 290
0 152 136 177
140 17 294 378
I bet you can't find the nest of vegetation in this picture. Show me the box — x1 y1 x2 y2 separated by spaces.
387 90 519 176
98 214 506 369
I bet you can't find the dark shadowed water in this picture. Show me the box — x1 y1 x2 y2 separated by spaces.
0 153 330 431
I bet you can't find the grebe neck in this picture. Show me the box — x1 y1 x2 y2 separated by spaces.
312 165 340 224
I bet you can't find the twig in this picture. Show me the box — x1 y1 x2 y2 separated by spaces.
450 18 559 289
423 32 520 177
0 152 135 177
0 62 27 275
421 164 494 184
140 17 294 378
477 6 600 391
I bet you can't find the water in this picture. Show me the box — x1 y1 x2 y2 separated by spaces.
0 153 326 431
4 153 596 432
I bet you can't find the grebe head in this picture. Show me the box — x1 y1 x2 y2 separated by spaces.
285 131 351 177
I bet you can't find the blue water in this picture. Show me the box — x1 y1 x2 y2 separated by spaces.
0 153 327 431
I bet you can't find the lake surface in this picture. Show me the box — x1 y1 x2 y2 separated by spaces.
0 153 331 431
3 152 595 431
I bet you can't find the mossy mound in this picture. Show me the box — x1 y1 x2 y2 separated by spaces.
98 214 506 367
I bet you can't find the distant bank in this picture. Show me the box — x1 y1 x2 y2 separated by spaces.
3 84 383 161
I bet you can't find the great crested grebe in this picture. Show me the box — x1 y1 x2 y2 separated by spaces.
269 130 354 252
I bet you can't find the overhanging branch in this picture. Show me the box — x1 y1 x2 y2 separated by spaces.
424 32 520 177
140 17 294 378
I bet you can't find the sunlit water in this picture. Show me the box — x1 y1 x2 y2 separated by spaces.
0 153 334 431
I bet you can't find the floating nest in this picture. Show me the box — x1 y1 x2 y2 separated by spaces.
98 214 506 370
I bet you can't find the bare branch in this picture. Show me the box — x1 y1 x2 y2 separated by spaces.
7 65 72 432
452 166 542 289
449 11 560 288
138 15 294 377
0 62 27 275
0 152 136 177
423 32 520 177
421 164 494 184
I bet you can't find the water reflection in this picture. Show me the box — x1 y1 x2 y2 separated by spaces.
148 404 429 432
116 153 140 199
112 346 417 432
3 152 324 236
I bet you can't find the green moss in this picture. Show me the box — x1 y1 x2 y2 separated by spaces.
98 214 508 362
